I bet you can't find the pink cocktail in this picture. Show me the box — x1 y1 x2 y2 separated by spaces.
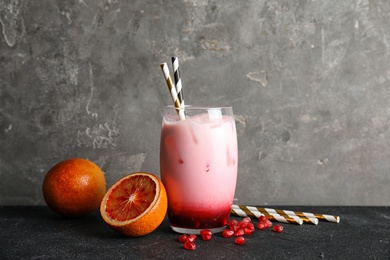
160 105 238 234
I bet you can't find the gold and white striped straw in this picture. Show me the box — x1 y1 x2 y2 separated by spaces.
258 207 318 225
160 62 185 120
263 207 340 223
231 205 303 225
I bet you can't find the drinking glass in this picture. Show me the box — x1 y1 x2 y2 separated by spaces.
160 105 238 234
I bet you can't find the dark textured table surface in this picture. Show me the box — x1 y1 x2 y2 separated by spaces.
1 206 389 259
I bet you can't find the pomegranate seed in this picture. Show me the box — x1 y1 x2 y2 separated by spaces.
201 234 212 241
184 240 196 250
244 227 255 235
238 221 247 229
257 222 266 230
273 225 284 233
228 219 238 228
222 229 234 238
264 219 273 228
232 224 240 232
246 223 255 230
259 215 267 222
242 217 251 223
234 236 246 245
178 234 188 243
188 234 197 242
200 229 212 241
234 228 244 237
200 229 212 236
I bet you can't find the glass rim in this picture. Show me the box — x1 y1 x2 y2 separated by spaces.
164 105 233 110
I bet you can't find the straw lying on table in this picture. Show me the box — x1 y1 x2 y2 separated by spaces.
231 204 303 225
160 57 186 120
262 207 339 224
255 206 319 225
231 204 340 225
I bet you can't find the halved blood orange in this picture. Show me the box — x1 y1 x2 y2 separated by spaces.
100 172 168 237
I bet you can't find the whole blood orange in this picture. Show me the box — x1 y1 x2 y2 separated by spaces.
42 158 106 217
100 172 168 237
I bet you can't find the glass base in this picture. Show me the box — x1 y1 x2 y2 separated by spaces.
170 225 226 235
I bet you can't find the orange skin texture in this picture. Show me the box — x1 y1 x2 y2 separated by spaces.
100 172 168 237
42 158 106 217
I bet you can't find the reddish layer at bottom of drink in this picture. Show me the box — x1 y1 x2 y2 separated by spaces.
167 205 231 230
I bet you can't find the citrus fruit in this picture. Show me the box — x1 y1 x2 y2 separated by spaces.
42 158 106 217
100 172 168 237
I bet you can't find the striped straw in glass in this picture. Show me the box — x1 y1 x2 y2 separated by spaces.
171 57 185 109
160 62 185 120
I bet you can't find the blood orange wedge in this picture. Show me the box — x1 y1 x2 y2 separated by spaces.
100 172 168 237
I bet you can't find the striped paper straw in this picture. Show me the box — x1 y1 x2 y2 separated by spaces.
258 207 318 225
160 63 185 120
231 204 303 225
171 57 185 109
263 207 340 223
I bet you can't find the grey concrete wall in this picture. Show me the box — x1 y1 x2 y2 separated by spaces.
1 0 389 206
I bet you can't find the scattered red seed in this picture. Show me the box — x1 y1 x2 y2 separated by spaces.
177 216 285 250
200 229 212 236
202 234 212 241
238 221 247 228
200 229 212 241
265 219 273 228
257 215 273 230
188 234 197 242
232 224 240 232
178 234 188 243
179 215 283 250
222 229 234 238
177 217 286 251
273 225 284 233
184 240 196 250
246 223 255 230
257 222 266 230
242 217 251 223
244 227 255 235
234 228 244 237
234 236 246 245
259 215 267 222
228 219 238 229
